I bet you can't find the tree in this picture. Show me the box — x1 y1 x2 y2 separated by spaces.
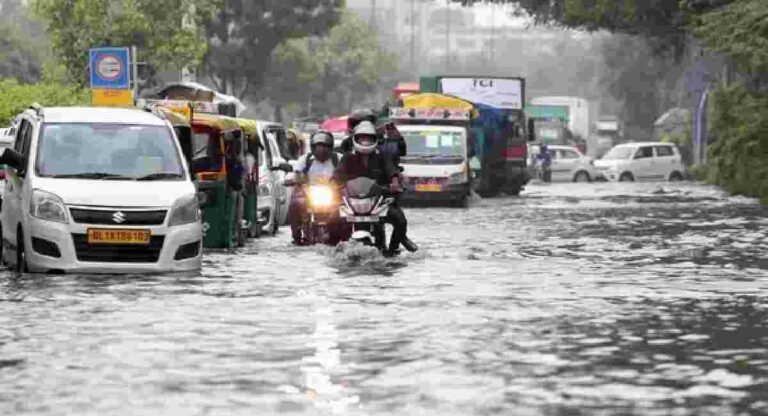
0 0 50 83
262 11 399 118
32 0 214 88
199 0 342 99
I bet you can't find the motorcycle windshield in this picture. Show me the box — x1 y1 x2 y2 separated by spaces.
345 177 380 198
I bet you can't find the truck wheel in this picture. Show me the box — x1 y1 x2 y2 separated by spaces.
452 196 469 208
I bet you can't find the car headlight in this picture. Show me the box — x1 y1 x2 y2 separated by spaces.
30 190 68 223
447 172 468 185
257 183 272 197
169 194 201 226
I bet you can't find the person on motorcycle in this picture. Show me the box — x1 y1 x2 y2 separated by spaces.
287 130 340 245
339 108 377 154
333 121 418 256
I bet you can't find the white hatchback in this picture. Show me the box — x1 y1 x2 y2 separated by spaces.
529 144 597 182
594 142 685 182
0 106 203 274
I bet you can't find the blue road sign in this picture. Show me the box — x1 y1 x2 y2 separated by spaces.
89 47 130 89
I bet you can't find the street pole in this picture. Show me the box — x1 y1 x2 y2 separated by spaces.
410 0 415 70
371 0 376 29
445 0 450 71
131 45 139 102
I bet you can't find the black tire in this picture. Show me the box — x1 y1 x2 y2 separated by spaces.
669 171 684 182
16 228 27 273
249 220 262 238
236 194 246 247
619 172 635 182
452 195 469 208
573 171 591 183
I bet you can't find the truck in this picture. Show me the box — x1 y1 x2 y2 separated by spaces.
391 94 474 207
529 96 591 150
419 76 532 197
593 116 623 158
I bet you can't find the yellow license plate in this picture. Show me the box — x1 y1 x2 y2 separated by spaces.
87 228 151 245
416 183 442 192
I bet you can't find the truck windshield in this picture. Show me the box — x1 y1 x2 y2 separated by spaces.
36 123 185 180
402 130 465 159
601 146 634 160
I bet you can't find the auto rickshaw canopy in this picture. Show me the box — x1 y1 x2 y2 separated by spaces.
401 93 478 118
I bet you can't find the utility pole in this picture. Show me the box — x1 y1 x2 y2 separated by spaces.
445 0 450 71
371 0 377 30
410 0 416 70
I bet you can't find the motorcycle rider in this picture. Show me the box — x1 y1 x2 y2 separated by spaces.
536 143 553 183
287 130 340 245
339 108 418 252
333 121 417 256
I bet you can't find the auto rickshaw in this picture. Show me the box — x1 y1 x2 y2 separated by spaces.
231 117 264 238
190 113 248 248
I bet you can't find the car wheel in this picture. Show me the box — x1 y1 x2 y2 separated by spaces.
619 172 635 182
669 171 684 182
573 171 591 183
16 228 27 273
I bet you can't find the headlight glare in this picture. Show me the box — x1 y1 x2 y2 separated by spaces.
169 195 200 226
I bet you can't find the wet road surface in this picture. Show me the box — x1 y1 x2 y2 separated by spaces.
1 182 767 415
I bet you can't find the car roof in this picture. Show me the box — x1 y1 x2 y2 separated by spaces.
39 107 167 126
616 141 674 147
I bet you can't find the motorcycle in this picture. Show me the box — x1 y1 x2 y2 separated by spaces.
284 176 338 245
338 177 395 248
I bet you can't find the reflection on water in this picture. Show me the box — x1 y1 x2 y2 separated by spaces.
1 182 767 415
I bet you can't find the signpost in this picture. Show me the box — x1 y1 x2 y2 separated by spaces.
89 47 133 107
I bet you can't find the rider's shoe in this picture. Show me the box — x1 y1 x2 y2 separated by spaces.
401 236 419 252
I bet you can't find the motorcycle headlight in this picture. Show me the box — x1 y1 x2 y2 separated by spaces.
30 190 68 223
308 185 333 207
169 194 201 226
447 172 468 185
257 183 272 196
349 197 375 214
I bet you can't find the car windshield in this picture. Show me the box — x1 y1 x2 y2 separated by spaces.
601 146 634 160
402 129 465 158
36 123 185 180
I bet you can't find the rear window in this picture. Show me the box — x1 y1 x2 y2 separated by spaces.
655 146 674 157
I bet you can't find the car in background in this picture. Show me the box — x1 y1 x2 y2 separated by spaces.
0 125 17 205
255 121 292 235
594 142 685 182
529 144 597 183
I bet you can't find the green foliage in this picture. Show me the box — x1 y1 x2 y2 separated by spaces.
265 11 398 115
200 0 342 98
0 78 90 126
692 0 768 77
703 82 768 199
0 0 51 83
32 0 211 88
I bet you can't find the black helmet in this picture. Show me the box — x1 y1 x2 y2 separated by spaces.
347 108 377 132
310 130 334 150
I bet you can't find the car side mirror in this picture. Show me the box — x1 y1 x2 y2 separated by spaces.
1 148 26 175
527 119 535 142
271 162 293 173
196 191 208 208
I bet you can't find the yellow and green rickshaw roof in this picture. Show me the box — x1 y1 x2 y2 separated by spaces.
192 112 241 132
231 117 258 135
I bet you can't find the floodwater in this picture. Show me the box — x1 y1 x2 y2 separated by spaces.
1 182 767 415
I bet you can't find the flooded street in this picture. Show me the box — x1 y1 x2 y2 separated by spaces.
1 182 767 416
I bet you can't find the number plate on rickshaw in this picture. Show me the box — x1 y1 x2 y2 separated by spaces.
416 183 442 192
87 228 151 245
345 216 379 223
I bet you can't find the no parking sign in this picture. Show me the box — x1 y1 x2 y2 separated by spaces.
89 47 130 90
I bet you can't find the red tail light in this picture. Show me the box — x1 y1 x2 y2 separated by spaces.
502 145 527 160
0 170 6 180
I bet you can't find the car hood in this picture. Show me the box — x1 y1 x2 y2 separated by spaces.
35 178 196 207
403 163 465 178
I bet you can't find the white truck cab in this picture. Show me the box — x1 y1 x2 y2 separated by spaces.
392 108 472 207
0 105 203 273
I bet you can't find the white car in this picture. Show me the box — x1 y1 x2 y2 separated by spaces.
1 105 203 273
255 121 291 235
529 144 597 182
594 142 685 182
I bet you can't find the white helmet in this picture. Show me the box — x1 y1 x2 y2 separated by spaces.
353 121 378 154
